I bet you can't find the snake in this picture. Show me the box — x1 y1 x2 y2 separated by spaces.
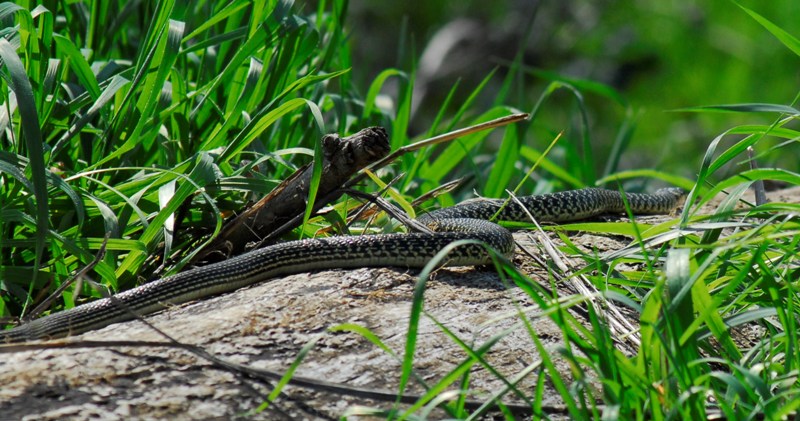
0 187 685 343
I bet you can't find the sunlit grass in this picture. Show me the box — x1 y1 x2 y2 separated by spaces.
1 0 799 419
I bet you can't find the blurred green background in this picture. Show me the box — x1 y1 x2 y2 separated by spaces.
346 0 800 179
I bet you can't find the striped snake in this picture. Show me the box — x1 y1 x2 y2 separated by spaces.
1 187 685 343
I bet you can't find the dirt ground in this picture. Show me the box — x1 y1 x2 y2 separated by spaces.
1 186 797 420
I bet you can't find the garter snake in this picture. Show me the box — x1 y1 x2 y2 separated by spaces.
1 187 685 343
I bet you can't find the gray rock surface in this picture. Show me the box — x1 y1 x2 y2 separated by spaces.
4 186 792 419
1 234 576 419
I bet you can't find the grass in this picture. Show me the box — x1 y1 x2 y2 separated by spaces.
1 0 800 419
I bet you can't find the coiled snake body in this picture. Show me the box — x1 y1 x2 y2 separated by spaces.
1 187 685 343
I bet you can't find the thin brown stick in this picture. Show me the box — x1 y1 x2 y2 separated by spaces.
232 114 528 248
197 127 391 260
344 113 529 189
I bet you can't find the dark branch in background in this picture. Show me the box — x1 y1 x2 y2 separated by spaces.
249 177 418 249
344 113 529 190
194 114 527 263
196 127 391 262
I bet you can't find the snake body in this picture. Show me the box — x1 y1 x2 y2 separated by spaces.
1 187 684 343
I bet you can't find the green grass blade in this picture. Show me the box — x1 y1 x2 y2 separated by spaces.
445 68 497 133
597 169 696 191
300 101 326 238
425 78 460 138
399 334 503 419
50 74 130 159
483 124 521 198
188 20 269 119
205 69 347 154
0 38 49 289
527 80 595 183
702 168 800 208
258 336 321 410
529 67 628 107
603 109 638 177
676 103 800 115
427 313 533 406
328 323 399 358
0 3 27 21
735 1 800 57
115 154 218 283
420 106 515 186
52 34 101 99
0 156 33 191
86 194 120 238
519 145 583 188
216 97 307 163
182 0 250 42
396 239 498 412
363 68 406 119
47 171 85 229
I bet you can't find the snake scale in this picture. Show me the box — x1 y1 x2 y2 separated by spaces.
1 187 685 343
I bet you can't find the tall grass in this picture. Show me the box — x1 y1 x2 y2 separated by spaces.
1 0 799 418
0 0 361 316
339 3 800 418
